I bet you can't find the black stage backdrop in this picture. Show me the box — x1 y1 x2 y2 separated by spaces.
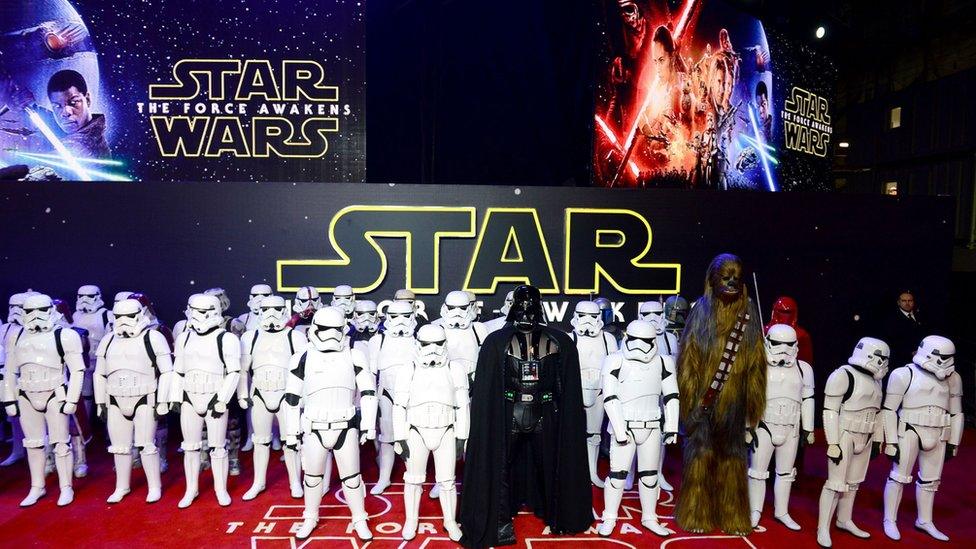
0 182 954 391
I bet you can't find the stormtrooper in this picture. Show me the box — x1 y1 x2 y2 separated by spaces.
368 299 418 494
748 324 815 530
2 294 85 506
205 287 244 334
882 335 963 542
483 290 514 333
288 286 323 334
464 290 483 323
568 300 619 487
1 291 37 468
235 284 273 332
349 300 379 356
394 288 429 325
169 293 242 508
639 301 679 357
816 337 889 548
392 324 469 541
284 306 377 540
237 295 306 500
73 285 111 414
598 319 679 537
440 290 488 385
638 300 679 492
331 284 357 322
93 298 174 503
663 295 689 339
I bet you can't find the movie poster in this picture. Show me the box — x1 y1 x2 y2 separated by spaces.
594 0 834 190
0 0 365 182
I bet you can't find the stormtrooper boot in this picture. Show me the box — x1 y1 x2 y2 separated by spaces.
107 452 133 503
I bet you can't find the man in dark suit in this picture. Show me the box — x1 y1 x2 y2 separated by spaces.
885 290 924 366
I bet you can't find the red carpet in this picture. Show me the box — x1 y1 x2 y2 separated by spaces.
1 430 973 548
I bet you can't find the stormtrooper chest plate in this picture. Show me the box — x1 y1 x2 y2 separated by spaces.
617 359 662 420
903 367 950 411
181 332 225 374
444 327 479 362
407 365 456 408
74 311 108 342
766 363 803 402
250 331 294 370
15 332 64 391
304 350 357 396
842 367 882 412
104 336 157 396
575 334 610 372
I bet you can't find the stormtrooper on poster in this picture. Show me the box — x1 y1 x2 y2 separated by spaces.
283 306 377 541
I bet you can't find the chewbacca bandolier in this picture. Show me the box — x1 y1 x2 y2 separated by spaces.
675 254 766 534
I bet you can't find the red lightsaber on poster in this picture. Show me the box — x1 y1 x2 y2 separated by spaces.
609 0 698 187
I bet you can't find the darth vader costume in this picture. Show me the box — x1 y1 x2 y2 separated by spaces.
459 285 591 547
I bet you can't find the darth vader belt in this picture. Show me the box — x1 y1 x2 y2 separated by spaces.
504 390 553 403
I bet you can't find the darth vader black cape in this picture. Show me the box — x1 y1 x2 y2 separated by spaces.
458 325 592 547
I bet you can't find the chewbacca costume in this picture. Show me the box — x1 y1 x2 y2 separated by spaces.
675 254 766 534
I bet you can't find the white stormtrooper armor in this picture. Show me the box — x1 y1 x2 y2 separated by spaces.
639 300 680 492
205 287 243 335
748 324 815 530
392 324 469 541
168 293 242 508
440 291 489 384
639 301 679 357
568 300 618 488
882 335 963 542
1 292 36 468
284 306 377 541
395 288 428 322
93 299 174 504
331 284 356 320
291 286 323 335
72 285 111 407
368 300 418 495
2 294 85 507
463 290 482 322
598 320 678 537
237 295 306 501
235 284 273 332
816 337 889 548
483 290 514 333
349 300 378 357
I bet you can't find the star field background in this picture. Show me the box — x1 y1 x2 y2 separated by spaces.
75 0 366 182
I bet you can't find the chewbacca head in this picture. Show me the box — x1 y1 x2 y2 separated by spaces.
704 253 746 304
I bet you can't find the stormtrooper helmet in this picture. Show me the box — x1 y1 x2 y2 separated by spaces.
352 300 379 333
594 297 615 326
499 290 515 317
331 284 356 317
441 290 473 329
623 320 657 363
258 295 289 331
113 299 149 338
205 287 231 314
187 294 223 334
23 294 60 334
570 301 603 337
463 291 481 321
114 291 135 304
246 284 273 315
76 284 104 313
293 286 323 318
416 324 448 368
764 324 798 367
638 301 666 335
848 337 890 380
385 300 417 337
8 292 36 325
308 307 347 352
913 335 956 380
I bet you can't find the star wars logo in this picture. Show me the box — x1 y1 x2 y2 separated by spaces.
139 59 349 158
781 87 832 158
276 206 681 297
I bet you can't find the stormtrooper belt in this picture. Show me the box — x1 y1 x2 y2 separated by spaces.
309 419 352 431
504 390 553 403
626 420 660 430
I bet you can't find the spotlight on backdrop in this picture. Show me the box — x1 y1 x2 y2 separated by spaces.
815 26 826 39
